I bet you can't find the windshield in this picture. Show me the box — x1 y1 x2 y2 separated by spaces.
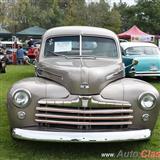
125 46 160 55
44 36 118 58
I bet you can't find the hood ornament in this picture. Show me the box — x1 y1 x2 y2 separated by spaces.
80 82 89 89
79 96 91 108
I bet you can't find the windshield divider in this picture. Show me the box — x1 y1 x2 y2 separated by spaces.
80 35 82 56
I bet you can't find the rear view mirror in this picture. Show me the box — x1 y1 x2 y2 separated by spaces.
133 59 138 65
125 59 138 77
125 59 138 69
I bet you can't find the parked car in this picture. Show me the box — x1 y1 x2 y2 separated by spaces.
0 41 22 48
0 41 22 64
0 50 6 73
5 48 15 64
7 26 160 142
121 42 160 79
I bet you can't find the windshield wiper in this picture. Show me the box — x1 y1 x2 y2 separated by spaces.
47 50 69 58
47 50 96 59
67 55 96 59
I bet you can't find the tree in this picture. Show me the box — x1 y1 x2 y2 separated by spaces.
114 0 160 34
6 0 38 32
0 2 13 29
35 0 62 28
135 0 160 34
5 0 62 32
1 0 121 33
62 0 86 26
113 2 137 32
85 0 121 32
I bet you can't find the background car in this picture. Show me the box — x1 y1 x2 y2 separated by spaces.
121 42 160 79
0 51 6 73
5 48 14 64
0 41 23 64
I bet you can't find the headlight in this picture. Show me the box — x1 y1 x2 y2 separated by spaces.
138 93 156 110
13 89 31 108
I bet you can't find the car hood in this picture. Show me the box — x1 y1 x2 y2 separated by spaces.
36 58 124 95
127 55 160 72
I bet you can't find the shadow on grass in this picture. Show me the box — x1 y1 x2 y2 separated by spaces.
9 138 150 158
138 77 159 83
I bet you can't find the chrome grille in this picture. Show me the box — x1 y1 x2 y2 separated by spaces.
35 97 133 130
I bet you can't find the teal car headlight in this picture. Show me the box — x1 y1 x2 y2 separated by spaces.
138 93 156 110
13 89 31 108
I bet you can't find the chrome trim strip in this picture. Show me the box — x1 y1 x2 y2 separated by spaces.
38 99 80 105
135 73 160 76
12 128 151 142
133 72 160 77
38 98 131 107
35 119 132 125
79 34 82 56
36 107 133 114
35 113 133 120
135 71 160 74
91 99 131 107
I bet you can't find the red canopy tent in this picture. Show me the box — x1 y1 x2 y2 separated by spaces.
118 25 154 42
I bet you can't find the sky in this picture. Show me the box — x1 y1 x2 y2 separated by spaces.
86 0 136 6
110 0 136 6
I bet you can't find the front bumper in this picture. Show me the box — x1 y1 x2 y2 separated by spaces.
12 128 151 142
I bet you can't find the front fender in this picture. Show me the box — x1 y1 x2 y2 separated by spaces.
101 78 160 130
7 77 70 128
8 77 70 99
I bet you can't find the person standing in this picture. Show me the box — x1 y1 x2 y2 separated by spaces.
27 38 34 47
16 45 25 65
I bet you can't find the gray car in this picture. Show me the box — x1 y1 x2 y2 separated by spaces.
7 26 160 142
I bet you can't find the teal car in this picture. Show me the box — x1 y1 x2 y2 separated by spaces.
121 42 160 79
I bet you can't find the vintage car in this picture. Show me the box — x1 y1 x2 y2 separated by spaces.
7 26 160 142
0 49 6 73
121 42 160 78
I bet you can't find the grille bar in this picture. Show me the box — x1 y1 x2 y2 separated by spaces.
35 119 133 126
38 99 79 105
38 98 132 107
35 113 133 120
36 107 133 114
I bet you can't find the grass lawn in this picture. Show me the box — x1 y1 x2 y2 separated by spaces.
0 65 160 160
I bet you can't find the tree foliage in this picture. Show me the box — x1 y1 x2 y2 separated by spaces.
113 0 160 34
62 0 121 33
113 3 137 31
135 0 160 34
0 0 122 33
2 0 160 35
61 0 86 25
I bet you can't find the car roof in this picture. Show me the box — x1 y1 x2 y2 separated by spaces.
120 42 157 50
0 41 22 45
43 26 118 40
